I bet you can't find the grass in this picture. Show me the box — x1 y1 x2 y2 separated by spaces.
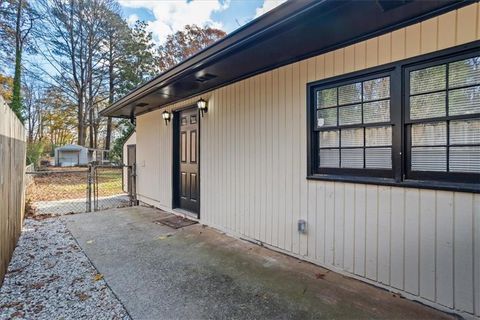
27 167 124 202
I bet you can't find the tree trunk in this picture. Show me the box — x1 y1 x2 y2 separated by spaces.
105 33 114 151
11 0 23 121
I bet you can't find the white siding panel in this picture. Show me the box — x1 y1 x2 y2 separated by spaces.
454 193 474 313
334 182 345 268
436 191 454 308
325 182 335 265
390 188 405 290
419 190 436 301
315 182 326 263
365 185 378 281
377 186 391 285
343 183 355 273
354 184 366 277
404 189 420 295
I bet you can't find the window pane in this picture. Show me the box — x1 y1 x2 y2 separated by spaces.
317 108 337 127
365 148 392 169
410 92 446 120
363 76 390 101
341 148 364 168
319 130 339 148
338 82 362 105
411 147 447 171
317 88 337 108
319 149 339 168
449 56 480 88
341 128 364 147
339 104 362 125
366 126 392 146
363 100 390 123
450 119 480 145
449 85 480 116
411 122 447 146
410 64 446 94
449 146 480 173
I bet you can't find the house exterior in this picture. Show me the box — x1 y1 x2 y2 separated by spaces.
54 144 89 166
101 1 480 318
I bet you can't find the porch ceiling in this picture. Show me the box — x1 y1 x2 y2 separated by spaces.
100 0 468 119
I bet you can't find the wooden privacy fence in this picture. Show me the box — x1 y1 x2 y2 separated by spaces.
0 96 26 284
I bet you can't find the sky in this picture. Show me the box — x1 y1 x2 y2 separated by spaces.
118 0 287 45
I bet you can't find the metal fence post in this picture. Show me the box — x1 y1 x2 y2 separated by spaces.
87 164 93 212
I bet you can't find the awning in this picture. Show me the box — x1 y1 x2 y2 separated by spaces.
100 0 468 119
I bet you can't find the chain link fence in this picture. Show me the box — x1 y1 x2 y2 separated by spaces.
92 165 130 211
26 165 135 216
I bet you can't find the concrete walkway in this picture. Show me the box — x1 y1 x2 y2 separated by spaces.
63 206 453 320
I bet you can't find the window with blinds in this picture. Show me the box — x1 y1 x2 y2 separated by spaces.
308 43 479 189
406 54 480 179
314 74 393 176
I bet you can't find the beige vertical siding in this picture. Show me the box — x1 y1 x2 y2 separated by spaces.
136 3 480 318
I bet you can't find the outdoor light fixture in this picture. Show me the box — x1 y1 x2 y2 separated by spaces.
162 111 171 125
197 98 208 117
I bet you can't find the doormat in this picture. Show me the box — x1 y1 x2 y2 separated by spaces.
154 215 198 229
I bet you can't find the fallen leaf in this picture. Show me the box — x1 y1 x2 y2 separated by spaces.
94 273 104 281
10 311 24 318
315 273 325 279
157 234 172 240
75 292 90 301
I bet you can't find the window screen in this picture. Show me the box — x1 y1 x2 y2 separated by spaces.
407 55 480 175
315 75 393 173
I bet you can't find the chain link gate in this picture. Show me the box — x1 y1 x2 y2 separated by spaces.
26 164 137 216
90 164 137 212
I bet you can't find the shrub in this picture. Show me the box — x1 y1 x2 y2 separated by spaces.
26 141 45 168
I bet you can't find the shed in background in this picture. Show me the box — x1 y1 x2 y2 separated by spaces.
54 144 89 167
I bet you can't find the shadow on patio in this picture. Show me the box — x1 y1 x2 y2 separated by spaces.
63 206 453 320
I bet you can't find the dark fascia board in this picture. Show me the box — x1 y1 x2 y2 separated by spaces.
100 0 320 117
101 0 472 118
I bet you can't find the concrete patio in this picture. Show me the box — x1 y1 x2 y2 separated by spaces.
64 206 453 320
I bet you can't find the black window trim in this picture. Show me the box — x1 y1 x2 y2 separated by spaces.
306 40 480 193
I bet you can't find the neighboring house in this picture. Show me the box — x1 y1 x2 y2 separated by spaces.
54 145 89 166
101 1 480 318
122 131 136 193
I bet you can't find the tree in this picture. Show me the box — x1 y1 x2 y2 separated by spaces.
103 6 130 151
1 0 37 120
0 73 13 102
157 24 225 72
118 20 159 94
39 86 77 147
33 0 115 146
0 0 15 70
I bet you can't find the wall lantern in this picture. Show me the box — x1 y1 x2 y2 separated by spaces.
162 110 171 125
197 98 208 117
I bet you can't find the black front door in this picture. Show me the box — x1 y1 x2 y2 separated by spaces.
174 108 199 214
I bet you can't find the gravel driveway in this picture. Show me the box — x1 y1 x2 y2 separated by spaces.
0 218 130 320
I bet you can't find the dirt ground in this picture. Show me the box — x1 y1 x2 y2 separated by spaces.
27 167 124 202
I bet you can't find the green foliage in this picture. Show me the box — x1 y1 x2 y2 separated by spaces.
26 140 45 168
11 47 22 121
109 120 134 164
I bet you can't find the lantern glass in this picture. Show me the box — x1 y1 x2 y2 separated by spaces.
197 99 207 110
